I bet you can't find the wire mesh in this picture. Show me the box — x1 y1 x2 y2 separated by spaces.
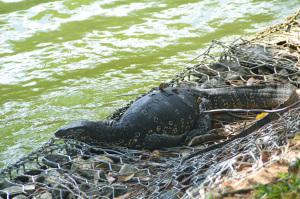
0 10 299 199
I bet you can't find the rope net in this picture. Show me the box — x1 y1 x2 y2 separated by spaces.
0 10 299 199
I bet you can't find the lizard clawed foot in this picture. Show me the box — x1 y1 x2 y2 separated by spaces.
184 128 207 143
187 129 228 147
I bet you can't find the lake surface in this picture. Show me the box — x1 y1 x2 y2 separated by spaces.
0 0 299 167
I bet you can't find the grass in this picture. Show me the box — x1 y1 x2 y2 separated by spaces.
254 159 300 199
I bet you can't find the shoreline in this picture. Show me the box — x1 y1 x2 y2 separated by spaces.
0 10 300 199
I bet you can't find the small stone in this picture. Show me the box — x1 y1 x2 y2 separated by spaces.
258 68 271 75
99 186 113 198
34 175 46 183
0 180 14 190
111 164 122 171
159 189 179 199
78 183 101 197
24 169 43 176
14 175 30 184
42 154 71 169
66 192 76 199
43 170 61 184
113 185 128 197
278 68 289 76
288 158 300 176
79 183 91 192
119 164 137 175
92 155 114 164
71 157 92 171
24 184 35 193
34 191 52 199
13 194 27 199
77 169 97 180
200 79 226 89
225 72 240 81
3 186 23 196
51 185 69 199
104 154 122 163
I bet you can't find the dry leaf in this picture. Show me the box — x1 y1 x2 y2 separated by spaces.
119 164 137 174
117 173 135 182
114 192 132 199
106 172 116 184
151 150 160 158
95 162 110 170
246 77 256 86
93 155 114 164
261 151 271 163
138 176 151 182
256 112 269 120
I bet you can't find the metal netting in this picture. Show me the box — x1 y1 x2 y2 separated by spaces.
0 10 299 199
182 106 300 198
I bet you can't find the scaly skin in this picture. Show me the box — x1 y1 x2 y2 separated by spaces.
182 84 300 162
55 84 296 149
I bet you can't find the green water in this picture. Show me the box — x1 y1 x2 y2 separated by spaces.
0 0 299 167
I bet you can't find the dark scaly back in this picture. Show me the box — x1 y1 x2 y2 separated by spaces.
193 84 297 109
118 87 200 136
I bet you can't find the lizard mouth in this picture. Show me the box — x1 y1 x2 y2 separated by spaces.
55 128 86 139
54 120 92 140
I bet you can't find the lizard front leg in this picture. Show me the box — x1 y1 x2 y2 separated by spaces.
187 129 228 146
185 98 212 142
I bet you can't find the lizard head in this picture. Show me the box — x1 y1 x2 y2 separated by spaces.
55 120 99 142
55 120 117 144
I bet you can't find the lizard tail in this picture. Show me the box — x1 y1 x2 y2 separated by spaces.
195 84 298 109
